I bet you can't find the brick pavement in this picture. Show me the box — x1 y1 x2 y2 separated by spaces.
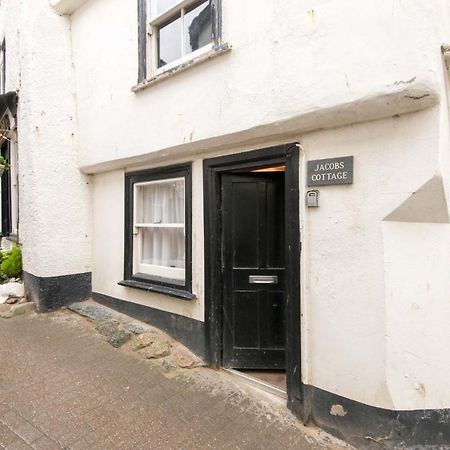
0 309 350 449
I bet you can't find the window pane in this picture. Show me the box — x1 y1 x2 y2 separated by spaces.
184 0 212 54
141 228 185 270
158 15 182 67
152 0 180 18
138 178 184 224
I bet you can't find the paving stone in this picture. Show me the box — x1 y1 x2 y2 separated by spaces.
121 320 147 335
0 302 33 319
13 421 43 445
0 310 349 450
68 302 114 322
170 344 202 368
94 320 119 337
137 385 170 406
1 410 27 428
0 423 22 446
107 330 131 348
161 357 178 371
6 438 33 450
130 331 159 351
10 302 35 317
31 435 62 450
138 340 170 359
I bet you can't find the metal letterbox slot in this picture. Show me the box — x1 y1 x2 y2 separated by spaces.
249 275 278 284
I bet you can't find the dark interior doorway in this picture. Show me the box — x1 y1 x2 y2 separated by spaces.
204 143 301 412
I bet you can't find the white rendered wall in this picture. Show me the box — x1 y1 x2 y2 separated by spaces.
76 0 450 411
0 0 92 277
301 108 449 410
91 105 450 410
71 0 443 172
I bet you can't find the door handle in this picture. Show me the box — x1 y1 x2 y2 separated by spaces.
249 275 278 284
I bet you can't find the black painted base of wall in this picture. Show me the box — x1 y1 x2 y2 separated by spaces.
304 384 450 449
23 271 92 312
92 292 205 358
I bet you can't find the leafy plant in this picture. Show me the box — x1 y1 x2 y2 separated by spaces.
0 155 10 171
0 245 22 278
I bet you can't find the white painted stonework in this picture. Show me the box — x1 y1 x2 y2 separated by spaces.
49 0 89 15
0 281 24 304
1 0 450 415
0 0 92 278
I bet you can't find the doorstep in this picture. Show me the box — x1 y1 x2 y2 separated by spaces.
223 368 287 401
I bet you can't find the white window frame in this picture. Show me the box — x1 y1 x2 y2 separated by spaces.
133 177 186 281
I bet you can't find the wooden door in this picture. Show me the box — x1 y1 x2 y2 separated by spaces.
221 172 286 369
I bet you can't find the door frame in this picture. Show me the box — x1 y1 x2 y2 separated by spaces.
203 143 302 412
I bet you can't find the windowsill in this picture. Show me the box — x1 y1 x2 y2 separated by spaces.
118 279 196 301
1 234 18 242
154 42 214 75
131 43 232 93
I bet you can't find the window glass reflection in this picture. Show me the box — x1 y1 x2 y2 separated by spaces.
158 15 182 67
184 0 212 54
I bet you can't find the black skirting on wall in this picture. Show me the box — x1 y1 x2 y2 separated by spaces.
303 384 450 449
92 292 205 358
23 271 92 312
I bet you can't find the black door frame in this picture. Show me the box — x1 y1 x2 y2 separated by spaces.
203 143 302 413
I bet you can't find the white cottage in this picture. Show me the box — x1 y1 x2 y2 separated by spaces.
1 0 450 446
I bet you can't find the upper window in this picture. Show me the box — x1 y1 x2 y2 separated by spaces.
121 165 193 299
151 0 212 69
137 0 223 84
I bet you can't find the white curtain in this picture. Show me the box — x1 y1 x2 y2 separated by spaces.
142 228 185 269
141 180 184 224
139 179 185 270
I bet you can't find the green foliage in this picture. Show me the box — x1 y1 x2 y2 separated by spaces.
0 155 10 171
0 245 22 279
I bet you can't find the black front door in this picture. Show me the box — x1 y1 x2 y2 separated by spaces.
221 172 286 369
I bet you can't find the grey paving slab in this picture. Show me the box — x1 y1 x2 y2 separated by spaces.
0 309 351 450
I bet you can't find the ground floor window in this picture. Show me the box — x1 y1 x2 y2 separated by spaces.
122 164 192 298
